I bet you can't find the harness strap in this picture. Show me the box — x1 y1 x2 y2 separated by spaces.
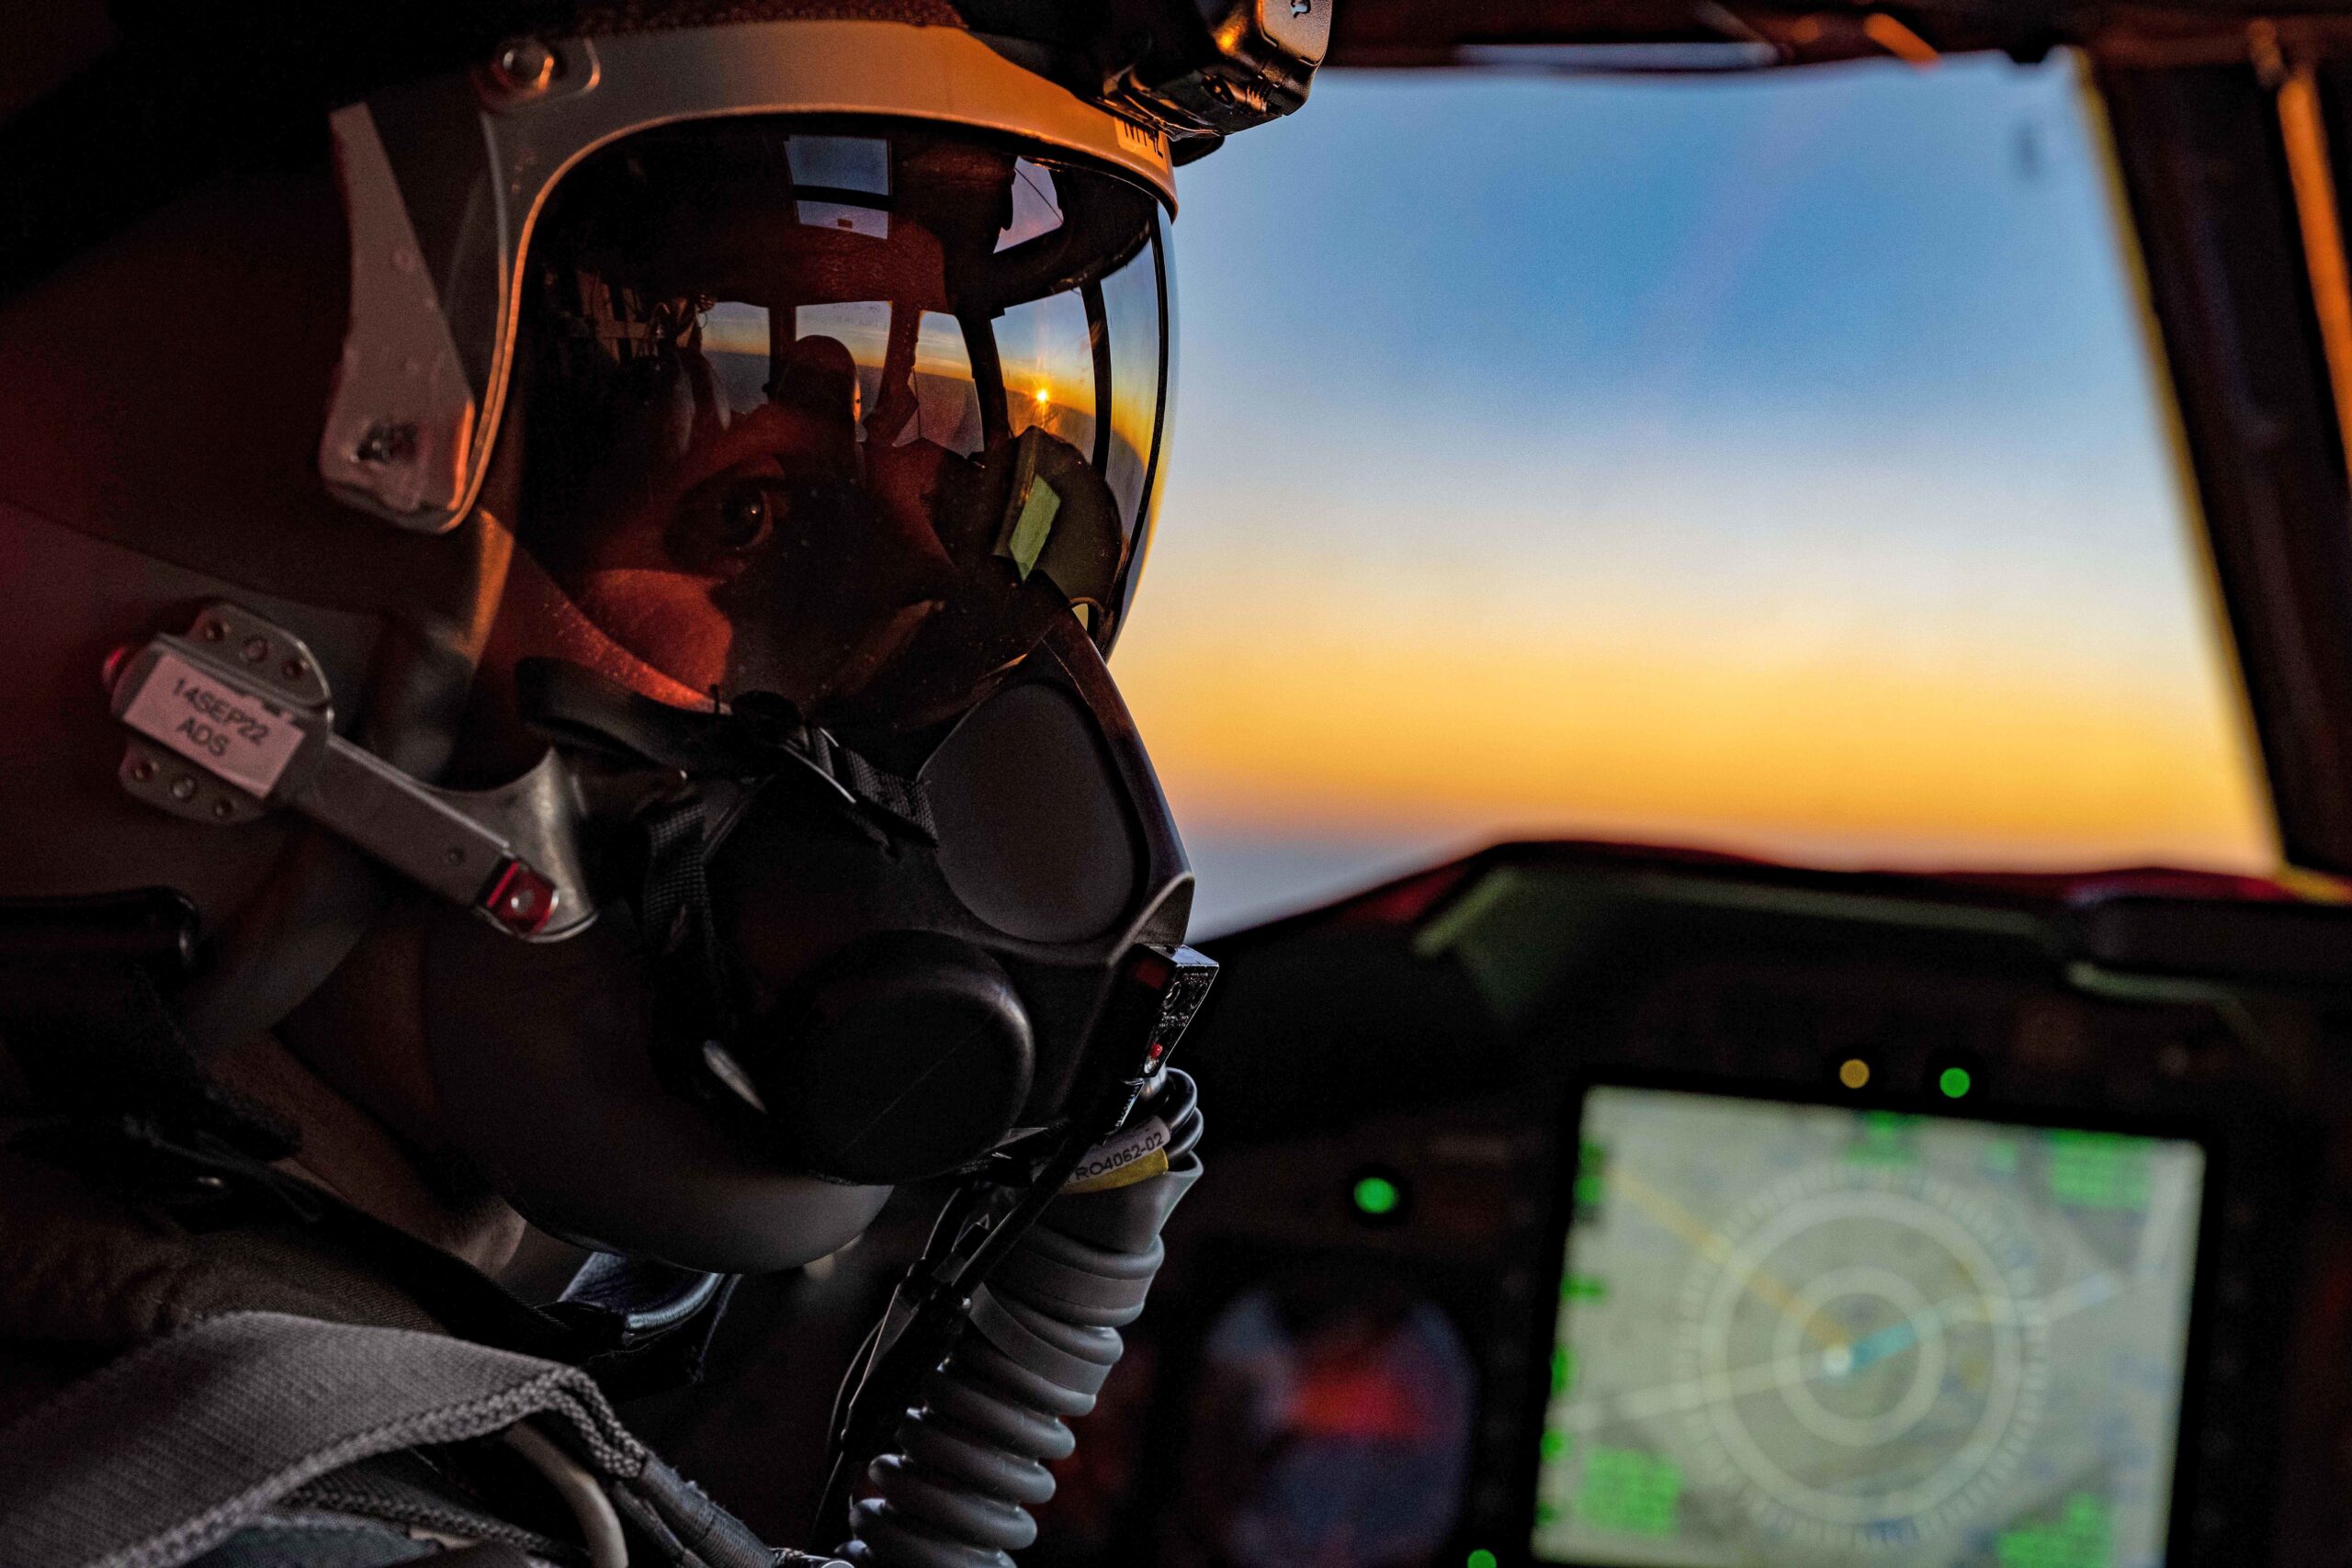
0 1311 747 1568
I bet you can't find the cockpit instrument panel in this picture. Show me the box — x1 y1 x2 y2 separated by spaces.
633 843 2352 1568
1533 1085 2206 1567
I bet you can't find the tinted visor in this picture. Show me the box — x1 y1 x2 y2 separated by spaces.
516 118 1170 731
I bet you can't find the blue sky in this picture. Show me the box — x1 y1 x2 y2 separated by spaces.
1107 57 2275 934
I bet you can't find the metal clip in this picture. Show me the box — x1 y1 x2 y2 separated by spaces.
108 603 594 941
1139 942 1219 1071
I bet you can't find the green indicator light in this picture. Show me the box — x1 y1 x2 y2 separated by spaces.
1939 1066 1973 1100
1351 1175 1401 1216
1467 1551 1498 1568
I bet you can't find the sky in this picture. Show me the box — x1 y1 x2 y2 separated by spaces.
1103 54 2280 935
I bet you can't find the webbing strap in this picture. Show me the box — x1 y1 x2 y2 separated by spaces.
824 748 936 842
514 659 936 842
0 1312 649 1568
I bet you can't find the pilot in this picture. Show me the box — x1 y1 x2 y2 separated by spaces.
0 3 1323 1564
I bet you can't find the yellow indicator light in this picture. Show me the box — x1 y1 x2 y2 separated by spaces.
1838 1058 1871 1089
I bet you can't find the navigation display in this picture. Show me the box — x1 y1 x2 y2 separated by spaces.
1533 1087 2205 1567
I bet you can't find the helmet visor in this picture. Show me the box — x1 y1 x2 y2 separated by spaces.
515 117 1170 731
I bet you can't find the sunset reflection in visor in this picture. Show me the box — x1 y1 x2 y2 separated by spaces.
515 119 1170 732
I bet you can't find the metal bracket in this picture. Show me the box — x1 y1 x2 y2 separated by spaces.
316 106 479 528
108 604 594 941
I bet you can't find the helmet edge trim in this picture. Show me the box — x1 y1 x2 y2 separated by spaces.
323 19 1177 537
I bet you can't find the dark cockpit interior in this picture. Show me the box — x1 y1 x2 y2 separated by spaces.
622 848 2352 1566
22 0 2352 1564
561 5 2352 1566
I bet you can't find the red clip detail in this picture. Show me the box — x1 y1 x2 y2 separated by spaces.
482 859 559 936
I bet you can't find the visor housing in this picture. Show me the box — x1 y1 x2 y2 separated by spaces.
319 21 1178 538
515 118 1171 731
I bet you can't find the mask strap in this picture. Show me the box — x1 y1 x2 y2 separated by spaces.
515 659 937 841
813 735 938 841
635 795 743 1104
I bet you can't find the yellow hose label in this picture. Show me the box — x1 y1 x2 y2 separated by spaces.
1063 1117 1171 1193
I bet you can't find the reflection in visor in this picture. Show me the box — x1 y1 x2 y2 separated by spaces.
1000 288 1098 461
516 120 1170 732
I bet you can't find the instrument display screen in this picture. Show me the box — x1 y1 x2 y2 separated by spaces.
1534 1086 2206 1566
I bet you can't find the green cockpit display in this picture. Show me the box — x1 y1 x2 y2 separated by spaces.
1533 1087 2205 1567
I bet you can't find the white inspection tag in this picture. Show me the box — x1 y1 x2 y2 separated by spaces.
1063 1116 1172 1194
119 649 309 798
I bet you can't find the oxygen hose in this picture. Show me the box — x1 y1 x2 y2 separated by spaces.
842 1068 1204 1568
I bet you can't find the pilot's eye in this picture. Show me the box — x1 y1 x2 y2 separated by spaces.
718 485 775 548
667 475 786 574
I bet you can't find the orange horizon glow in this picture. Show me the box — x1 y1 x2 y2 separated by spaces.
1118 635 2276 874
1112 491 2278 878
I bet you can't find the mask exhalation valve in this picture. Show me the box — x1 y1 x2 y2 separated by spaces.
748 931 1037 1185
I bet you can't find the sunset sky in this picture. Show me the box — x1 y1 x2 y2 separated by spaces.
1106 55 2279 932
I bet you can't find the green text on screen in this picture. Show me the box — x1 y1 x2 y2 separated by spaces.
1535 1087 2203 1567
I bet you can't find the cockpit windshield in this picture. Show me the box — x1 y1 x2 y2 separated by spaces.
1118 55 2277 931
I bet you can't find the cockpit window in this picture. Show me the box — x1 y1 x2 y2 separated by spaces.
1115 54 2278 931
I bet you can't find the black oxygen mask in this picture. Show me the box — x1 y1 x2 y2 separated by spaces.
418 614 1209 1272
705 621 1193 1182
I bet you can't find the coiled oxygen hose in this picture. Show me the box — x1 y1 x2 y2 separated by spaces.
842 1069 1204 1568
